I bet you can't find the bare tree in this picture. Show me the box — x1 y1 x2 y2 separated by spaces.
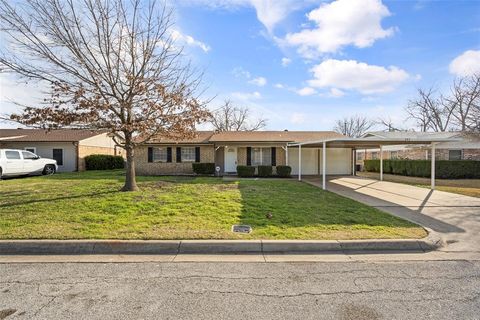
447 74 480 132
210 100 267 131
333 115 376 138
405 75 480 133
406 88 434 132
0 0 210 191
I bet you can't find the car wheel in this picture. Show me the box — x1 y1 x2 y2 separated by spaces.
42 165 56 175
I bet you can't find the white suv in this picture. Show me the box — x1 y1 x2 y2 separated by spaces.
0 149 58 179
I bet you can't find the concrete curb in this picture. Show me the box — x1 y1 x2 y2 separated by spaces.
0 230 445 255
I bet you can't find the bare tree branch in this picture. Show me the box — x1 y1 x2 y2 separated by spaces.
210 100 267 131
333 115 376 138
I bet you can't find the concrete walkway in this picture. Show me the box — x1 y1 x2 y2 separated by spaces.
304 176 480 253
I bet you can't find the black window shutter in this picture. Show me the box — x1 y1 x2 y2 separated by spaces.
195 147 201 162
167 147 172 163
148 147 153 163
176 147 182 162
271 147 276 166
247 147 252 166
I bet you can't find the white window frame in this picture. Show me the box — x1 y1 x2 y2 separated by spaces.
251 147 272 166
448 149 462 161
52 148 64 166
152 147 168 163
391 151 398 159
24 147 36 154
181 147 196 162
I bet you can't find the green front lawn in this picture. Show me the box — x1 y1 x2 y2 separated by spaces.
0 170 426 240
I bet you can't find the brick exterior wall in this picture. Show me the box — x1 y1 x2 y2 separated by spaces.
135 145 215 175
135 144 288 175
77 145 119 171
462 149 480 160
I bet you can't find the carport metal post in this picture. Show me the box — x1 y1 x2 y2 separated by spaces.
431 143 436 190
380 145 383 181
322 141 326 190
298 145 302 181
352 149 355 176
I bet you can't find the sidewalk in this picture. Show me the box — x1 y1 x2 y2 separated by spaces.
305 176 480 254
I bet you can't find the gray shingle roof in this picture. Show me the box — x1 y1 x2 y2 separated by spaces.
0 129 108 142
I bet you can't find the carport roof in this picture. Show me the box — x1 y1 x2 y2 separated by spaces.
287 136 461 148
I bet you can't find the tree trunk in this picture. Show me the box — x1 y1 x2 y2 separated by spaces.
122 144 139 192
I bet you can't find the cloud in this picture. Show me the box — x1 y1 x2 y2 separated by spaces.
274 83 285 89
231 91 262 101
284 0 395 57
281 57 291 67
449 50 480 77
296 87 317 96
307 59 410 94
177 0 311 33
329 88 345 97
291 112 307 124
232 67 266 86
248 76 267 86
232 67 251 79
171 30 211 53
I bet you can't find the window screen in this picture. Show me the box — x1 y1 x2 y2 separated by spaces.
52 149 63 166
449 150 462 160
181 147 196 162
251 148 271 166
153 147 168 162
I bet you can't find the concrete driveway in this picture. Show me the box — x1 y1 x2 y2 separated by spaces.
304 176 480 253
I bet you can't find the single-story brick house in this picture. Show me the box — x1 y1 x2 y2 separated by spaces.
355 131 480 170
136 130 355 176
0 129 123 172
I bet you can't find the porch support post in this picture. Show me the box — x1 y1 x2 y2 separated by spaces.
431 143 436 190
322 141 326 190
298 145 302 181
380 145 383 181
285 144 289 166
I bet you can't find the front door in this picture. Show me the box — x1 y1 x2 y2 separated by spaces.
224 147 238 173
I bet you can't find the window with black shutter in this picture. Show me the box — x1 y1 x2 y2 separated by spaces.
52 149 63 166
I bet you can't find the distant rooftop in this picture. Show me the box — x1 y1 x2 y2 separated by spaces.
0 129 108 142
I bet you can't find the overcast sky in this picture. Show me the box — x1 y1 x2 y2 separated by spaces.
1 0 479 131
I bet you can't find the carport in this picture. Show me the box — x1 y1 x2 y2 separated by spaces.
287 136 459 191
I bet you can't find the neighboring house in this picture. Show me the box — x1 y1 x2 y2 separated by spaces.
0 129 123 172
356 131 480 169
136 131 352 176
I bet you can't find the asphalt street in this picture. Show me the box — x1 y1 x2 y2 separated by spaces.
1 260 479 319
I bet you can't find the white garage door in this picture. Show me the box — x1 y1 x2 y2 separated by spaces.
289 148 318 175
289 147 352 175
